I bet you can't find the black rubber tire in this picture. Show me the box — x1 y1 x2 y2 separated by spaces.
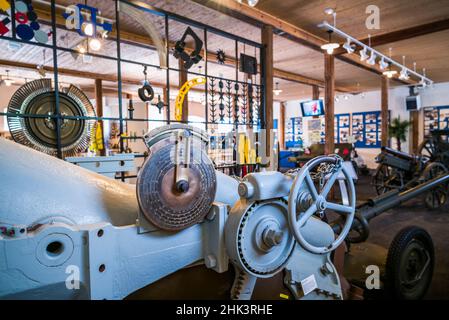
385 226 434 300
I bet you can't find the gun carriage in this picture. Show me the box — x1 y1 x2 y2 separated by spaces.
372 131 449 209
1 124 449 300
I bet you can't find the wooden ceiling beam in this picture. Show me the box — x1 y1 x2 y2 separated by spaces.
334 18 449 55
32 6 350 92
192 0 416 85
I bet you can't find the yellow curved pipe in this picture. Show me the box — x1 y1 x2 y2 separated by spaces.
175 77 206 121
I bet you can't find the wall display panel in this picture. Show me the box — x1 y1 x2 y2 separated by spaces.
335 113 350 144
424 106 449 142
352 111 384 148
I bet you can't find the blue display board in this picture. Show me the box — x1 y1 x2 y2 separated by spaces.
334 114 351 144
352 111 383 148
285 117 303 148
424 106 449 142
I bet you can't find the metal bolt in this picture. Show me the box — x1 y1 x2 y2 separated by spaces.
263 228 284 248
321 262 334 275
206 208 216 221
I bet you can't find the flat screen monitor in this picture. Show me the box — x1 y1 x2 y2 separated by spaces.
300 100 325 117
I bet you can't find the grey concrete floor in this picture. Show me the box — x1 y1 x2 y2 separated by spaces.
354 174 449 299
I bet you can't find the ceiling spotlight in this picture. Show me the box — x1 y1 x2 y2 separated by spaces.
342 38 354 54
36 64 46 77
383 63 398 78
273 82 283 96
335 95 340 103
89 38 102 51
247 0 259 6
398 56 410 80
321 30 340 55
78 45 87 54
367 51 376 65
2 70 14 86
379 57 388 70
359 47 369 61
82 23 94 37
100 30 109 39
344 95 349 100
419 68 428 88
420 78 427 88
324 8 335 15
399 68 410 81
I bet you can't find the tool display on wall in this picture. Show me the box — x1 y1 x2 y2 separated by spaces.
233 82 240 125
209 77 217 124
239 53 258 75
173 26 203 70
226 80 232 122
127 99 134 119
138 66 154 103
175 77 206 121
7 79 96 158
218 79 225 122
216 49 226 65
155 94 164 114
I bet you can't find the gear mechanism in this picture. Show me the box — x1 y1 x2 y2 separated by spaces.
137 124 216 231
7 79 96 158
225 199 295 278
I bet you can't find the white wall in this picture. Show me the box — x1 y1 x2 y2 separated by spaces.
0 84 21 133
281 81 449 168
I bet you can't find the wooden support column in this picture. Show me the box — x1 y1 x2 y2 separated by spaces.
324 54 335 155
95 79 106 156
179 60 189 122
381 77 389 148
262 24 274 157
411 111 420 153
279 101 286 150
312 85 320 100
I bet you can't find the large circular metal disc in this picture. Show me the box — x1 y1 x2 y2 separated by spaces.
24 92 85 148
225 200 295 278
137 142 216 231
7 79 96 158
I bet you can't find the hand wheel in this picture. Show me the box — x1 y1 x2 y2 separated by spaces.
288 155 356 254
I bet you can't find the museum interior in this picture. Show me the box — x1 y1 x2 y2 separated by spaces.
1 0 449 301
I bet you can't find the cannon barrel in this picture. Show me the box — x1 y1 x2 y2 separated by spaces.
380 146 416 161
333 172 449 235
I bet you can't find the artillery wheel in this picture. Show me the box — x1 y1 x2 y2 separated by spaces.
422 162 448 210
385 226 434 300
418 138 438 162
372 164 403 195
